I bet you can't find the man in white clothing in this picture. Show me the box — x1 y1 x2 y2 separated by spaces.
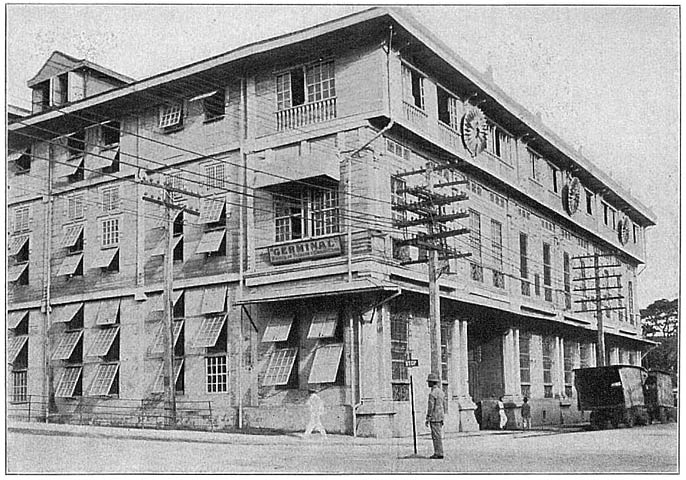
304 388 327 438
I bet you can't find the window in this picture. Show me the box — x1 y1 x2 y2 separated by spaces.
488 124 513 163
528 150 541 182
202 89 225 120
274 188 339 242
469 210 483 282
263 348 298 386
67 130 86 158
12 370 28 403
401 64 424 110
276 60 335 110
437 88 461 130
633 225 639 244
542 336 554 398
563 252 572 310
308 343 344 384
543 242 552 302
585 190 593 215
206 355 228 393
159 103 183 130
387 139 411 160
52 73 68 106
101 121 121 147
33 80 50 112
51 331 83 361
550 164 559 193
67 193 85 220
14 205 30 233
307 312 338 339
391 313 409 401
101 186 120 212
564 341 575 397
88 363 119 396
603 203 609 226
101 218 120 247
9 235 29 264
205 163 225 190
519 331 531 393
628 281 635 323
520 233 530 296
491 220 504 288
391 177 407 225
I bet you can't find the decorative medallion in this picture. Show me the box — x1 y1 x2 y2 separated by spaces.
618 217 630 245
565 176 581 215
461 107 488 157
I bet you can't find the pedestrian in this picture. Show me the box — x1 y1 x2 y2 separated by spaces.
521 396 531 430
497 396 507 430
425 372 445 459
304 388 327 438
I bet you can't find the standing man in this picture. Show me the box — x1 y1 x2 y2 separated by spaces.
304 388 327 438
425 372 445 459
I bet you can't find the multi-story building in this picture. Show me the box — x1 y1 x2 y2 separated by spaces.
7 7 655 437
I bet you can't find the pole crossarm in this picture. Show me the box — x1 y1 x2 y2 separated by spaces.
575 306 628 313
142 195 200 216
574 295 625 303
393 211 469 228
574 285 623 292
572 264 622 270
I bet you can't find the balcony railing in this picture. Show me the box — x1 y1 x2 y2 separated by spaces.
437 121 462 150
402 101 428 130
276 98 337 131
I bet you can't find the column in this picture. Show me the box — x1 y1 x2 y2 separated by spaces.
502 328 521 401
556 337 565 397
453 320 478 431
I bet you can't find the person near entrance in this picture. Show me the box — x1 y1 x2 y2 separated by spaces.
425 372 445 459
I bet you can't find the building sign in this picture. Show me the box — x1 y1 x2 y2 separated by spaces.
269 236 342 265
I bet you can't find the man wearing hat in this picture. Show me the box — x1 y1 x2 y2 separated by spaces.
425 372 445 459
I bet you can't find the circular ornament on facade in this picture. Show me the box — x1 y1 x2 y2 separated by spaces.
461 107 488 157
618 217 630 245
565 176 581 215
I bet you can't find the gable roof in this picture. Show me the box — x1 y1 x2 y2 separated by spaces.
27 50 134 87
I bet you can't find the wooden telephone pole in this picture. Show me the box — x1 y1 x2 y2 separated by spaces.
392 161 470 380
572 252 625 366
141 175 200 425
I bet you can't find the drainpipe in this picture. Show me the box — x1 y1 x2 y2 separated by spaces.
43 140 55 422
237 75 248 430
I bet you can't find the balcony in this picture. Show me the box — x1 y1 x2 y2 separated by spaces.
402 101 428 132
437 121 462 151
276 98 336 131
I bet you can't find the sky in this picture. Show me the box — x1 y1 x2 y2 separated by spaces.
5 4 680 309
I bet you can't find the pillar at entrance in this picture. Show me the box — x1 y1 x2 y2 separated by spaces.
451 320 478 432
501 328 521 403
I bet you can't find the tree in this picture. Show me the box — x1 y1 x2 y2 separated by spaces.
641 298 678 338
641 298 678 382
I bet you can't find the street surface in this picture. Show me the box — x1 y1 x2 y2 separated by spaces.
7 423 677 473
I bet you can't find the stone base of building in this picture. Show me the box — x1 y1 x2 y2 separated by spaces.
454 396 479 432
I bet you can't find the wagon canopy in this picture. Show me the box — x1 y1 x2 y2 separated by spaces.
574 366 647 411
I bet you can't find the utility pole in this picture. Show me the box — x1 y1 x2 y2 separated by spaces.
142 176 200 426
392 161 470 381
572 252 625 367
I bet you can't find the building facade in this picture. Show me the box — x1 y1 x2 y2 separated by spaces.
7 8 655 437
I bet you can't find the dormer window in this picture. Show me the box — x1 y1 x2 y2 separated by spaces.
31 71 85 113
52 73 69 106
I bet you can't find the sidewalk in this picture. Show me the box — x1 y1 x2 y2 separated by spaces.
7 420 587 447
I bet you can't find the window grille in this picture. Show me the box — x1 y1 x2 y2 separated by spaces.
101 218 120 247
67 193 85 220
262 348 297 386
101 186 120 212
274 189 339 242
543 242 552 302
205 355 229 393
391 313 409 401
12 370 28 403
14 206 30 233
205 163 225 190
542 336 554 397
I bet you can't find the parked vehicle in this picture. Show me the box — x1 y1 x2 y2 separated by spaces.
644 370 676 423
574 365 649 429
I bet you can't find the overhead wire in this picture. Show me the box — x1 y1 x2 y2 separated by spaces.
8 56 630 306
